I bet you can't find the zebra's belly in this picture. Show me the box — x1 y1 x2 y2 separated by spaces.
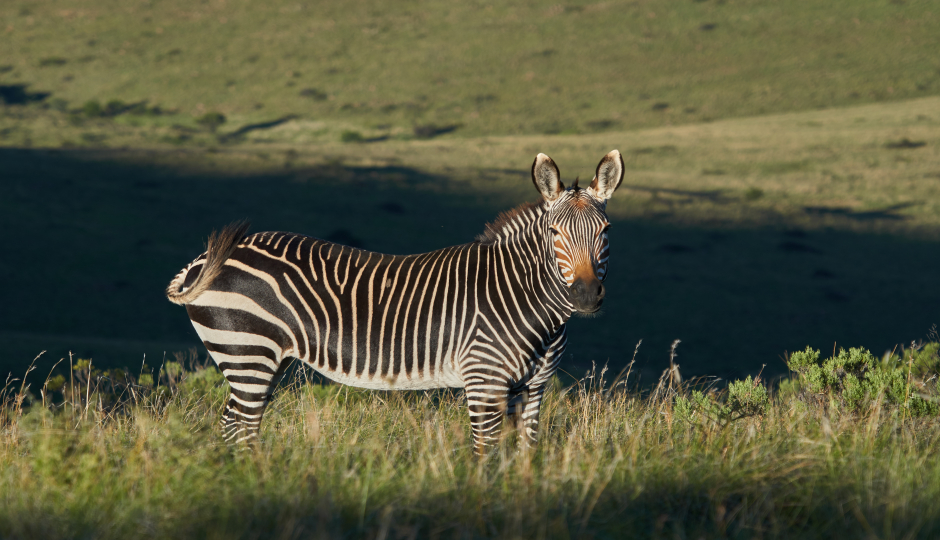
308 362 465 391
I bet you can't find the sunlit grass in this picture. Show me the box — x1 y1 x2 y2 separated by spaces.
3 352 940 539
5 96 937 237
2 0 938 138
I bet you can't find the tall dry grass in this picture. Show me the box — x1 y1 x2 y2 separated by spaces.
2 353 940 539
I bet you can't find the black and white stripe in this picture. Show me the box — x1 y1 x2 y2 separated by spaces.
167 150 624 451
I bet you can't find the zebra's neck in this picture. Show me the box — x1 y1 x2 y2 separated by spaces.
477 200 574 323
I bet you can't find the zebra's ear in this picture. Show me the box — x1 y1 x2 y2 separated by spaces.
532 153 564 201
588 150 624 200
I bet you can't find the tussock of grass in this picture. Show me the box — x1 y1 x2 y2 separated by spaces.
3 351 940 539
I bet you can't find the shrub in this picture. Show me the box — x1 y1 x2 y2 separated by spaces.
44 375 66 393
196 111 226 132
744 187 764 201
128 102 162 116
38 57 68 67
728 375 769 417
674 376 767 426
104 99 126 116
340 130 363 143
906 341 940 379
674 389 729 425
299 88 328 101
786 346 940 416
82 100 103 117
176 366 229 406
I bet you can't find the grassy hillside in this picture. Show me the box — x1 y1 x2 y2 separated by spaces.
1 0 938 138
2 0 939 381
2 97 939 382
3 3 940 535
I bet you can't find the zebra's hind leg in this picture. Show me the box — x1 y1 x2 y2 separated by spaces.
220 396 265 443
213 353 293 445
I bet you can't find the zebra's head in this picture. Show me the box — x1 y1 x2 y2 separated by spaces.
532 150 624 314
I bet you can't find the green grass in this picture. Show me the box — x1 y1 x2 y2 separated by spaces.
2 0 940 477
4 94 940 231
2 97 939 382
1 0 938 138
3 351 940 539
3 2 940 535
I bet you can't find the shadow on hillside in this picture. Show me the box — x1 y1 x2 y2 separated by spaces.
2 148 939 384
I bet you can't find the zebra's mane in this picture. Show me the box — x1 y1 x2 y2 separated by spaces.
475 198 546 245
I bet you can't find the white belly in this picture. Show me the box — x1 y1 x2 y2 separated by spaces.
309 361 465 390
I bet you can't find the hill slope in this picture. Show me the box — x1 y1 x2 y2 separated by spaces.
2 97 938 381
1 0 938 138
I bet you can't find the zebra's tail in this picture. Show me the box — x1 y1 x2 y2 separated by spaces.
166 221 251 305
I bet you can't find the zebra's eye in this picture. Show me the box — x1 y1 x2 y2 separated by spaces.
549 227 560 235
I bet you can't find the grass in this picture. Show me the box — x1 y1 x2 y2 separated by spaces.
3 94 940 231
2 0 940 444
2 97 939 382
3 1 940 535
1 0 938 138
3 349 940 539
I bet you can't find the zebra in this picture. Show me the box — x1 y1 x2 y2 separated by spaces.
166 150 624 453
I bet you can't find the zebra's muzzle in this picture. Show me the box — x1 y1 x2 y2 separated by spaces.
570 278 605 313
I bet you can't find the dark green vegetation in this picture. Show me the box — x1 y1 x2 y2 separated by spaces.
1 0 938 140
4 348 940 539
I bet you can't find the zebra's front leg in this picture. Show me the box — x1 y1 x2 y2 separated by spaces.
518 384 546 448
515 326 566 448
464 378 511 455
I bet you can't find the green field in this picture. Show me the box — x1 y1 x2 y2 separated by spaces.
3 97 939 382
2 0 939 140
2 0 939 384
3 1 940 536
3 347 940 539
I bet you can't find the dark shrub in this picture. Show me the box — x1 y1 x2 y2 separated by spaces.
340 130 363 143
299 88 328 101
196 111 226 132
82 100 103 117
104 100 126 116
38 57 68 67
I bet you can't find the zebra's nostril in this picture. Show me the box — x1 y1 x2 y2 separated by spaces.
597 284 605 298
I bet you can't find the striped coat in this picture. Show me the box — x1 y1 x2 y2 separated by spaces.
167 150 624 452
